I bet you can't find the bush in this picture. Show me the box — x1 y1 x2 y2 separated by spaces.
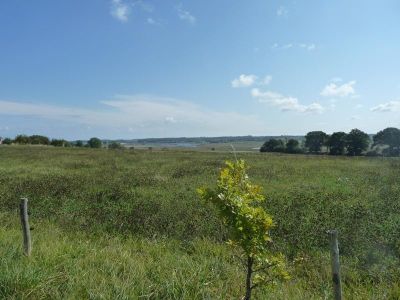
2 138 12 145
260 139 285 153
108 142 124 150
88 137 102 148
366 150 379 157
50 139 71 147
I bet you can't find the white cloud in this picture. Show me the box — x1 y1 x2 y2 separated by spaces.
276 6 288 17
110 0 130 22
0 95 266 137
176 5 196 24
371 101 400 112
320 80 356 98
251 88 324 114
231 74 258 88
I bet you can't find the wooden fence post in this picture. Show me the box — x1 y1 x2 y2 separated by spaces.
328 229 342 300
19 198 32 256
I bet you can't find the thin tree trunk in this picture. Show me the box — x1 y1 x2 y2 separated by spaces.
245 256 253 300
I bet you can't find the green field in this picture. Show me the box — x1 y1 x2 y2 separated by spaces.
1 146 400 299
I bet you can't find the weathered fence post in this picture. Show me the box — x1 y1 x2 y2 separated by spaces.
19 198 32 256
328 229 342 300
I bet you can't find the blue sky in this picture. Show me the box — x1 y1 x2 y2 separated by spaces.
1 0 400 139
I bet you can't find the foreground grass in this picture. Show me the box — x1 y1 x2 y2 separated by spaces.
1 213 398 299
1 146 400 298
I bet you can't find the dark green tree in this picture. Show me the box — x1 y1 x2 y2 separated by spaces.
346 129 370 156
29 135 50 145
75 140 84 147
51 139 71 147
373 127 400 156
88 137 102 148
260 139 285 153
14 134 30 144
2 138 12 145
285 139 302 154
327 132 347 155
305 131 328 153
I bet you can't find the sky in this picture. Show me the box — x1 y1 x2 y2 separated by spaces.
1 0 400 139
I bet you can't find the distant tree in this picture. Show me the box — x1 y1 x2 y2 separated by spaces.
29 135 50 145
260 139 285 153
345 129 370 156
88 137 102 148
285 139 302 154
108 141 123 149
373 127 400 156
51 139 70 147
75 140 84 147
327 132 347 155
305 131 328 153
2 138 12 145
14 134 30 144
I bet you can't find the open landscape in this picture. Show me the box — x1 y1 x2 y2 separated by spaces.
1 1 400 299
1 145 400 299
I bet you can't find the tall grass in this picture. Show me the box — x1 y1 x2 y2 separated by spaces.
0 146 400 298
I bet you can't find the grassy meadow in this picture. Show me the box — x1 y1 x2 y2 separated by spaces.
1 146 400 299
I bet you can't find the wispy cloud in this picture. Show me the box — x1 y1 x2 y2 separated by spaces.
276 6 288 17
231 74 272 88
251 88 324 114
272 43 317 51
371 101 400 112
281 43 293 50
320 80 357 98
299 43 316 51
176 4 196 24
0 95 266 137
262 75 272 85
110 0 130 22
146 17 163 26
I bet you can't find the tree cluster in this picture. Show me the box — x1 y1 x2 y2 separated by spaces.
260 127 400 157
0 135 105 149
260 138 303 154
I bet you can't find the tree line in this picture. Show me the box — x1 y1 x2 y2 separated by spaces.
0 135 124 149
260 127 400 156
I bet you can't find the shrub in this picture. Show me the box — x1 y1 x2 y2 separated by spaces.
198 160 289 299
88 137 102 148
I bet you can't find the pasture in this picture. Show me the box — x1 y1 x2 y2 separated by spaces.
0 146 399 299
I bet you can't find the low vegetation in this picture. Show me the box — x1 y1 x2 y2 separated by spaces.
0 146 400 298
